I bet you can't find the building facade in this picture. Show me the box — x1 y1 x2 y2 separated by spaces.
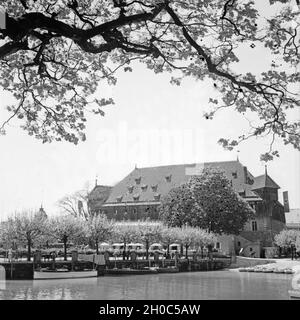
89 160 286 257
285 209 300 231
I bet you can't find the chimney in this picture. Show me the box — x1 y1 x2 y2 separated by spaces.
283 191 290 213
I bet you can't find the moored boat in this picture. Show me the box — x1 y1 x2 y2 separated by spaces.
284 269 294 274
34 269 97 280
273 269 285 273
103 268 158 275
157 267 179 273
262 269 273 273
289 290 300 299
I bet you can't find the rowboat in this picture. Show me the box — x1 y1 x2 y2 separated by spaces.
103 268 158 275
262 269 273 273
34 269 97 280
156 267 179 273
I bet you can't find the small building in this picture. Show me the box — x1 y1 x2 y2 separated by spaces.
285 209 300 231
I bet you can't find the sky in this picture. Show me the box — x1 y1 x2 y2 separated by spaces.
0 1 299 219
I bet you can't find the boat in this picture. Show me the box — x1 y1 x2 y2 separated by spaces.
157 267 179 273
34 269 98 280
103 268 158 275
284 269 294 274
273 269 285 274
289 290 300 299
262 269 273 273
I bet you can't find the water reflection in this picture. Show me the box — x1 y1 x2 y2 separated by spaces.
0 271 293 300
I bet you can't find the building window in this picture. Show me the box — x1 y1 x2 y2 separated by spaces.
151 184 158 192
116 195 123 202
133 208 137 214
251 220 258 232
232 171 237 179
237 241 241 247
215 242 221 249
249 247 253 252
154 193 161 201
165 174 172 182
135 177 141 184
141 184 148 191
133 194 140 201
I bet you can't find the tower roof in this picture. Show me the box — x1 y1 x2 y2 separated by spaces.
251 173 280 190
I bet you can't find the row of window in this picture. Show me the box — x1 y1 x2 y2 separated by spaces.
127 184 158 193
134 175 172 185
116 193 161 202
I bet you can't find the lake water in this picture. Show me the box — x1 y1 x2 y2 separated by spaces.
0 270 294 300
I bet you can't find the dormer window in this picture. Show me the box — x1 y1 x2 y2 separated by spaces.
154 193 161 201
141 184 148 191
133 194 140 201
165 174 172 182
249 202 256 210
116 195 123 202
135 176 141 185
247 177 254 185
127 185 134 193
232 171 237 179
151 184 158 192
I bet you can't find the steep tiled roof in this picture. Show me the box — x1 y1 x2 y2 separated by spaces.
88 185 112 202
251 174 280 190
105 160 263 204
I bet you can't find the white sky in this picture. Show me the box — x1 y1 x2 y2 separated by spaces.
0 1 299 218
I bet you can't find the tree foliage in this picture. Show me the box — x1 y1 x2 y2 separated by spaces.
177 226 216 258
274 229 300 248
159 167 255 234
0 0 299 159
86 213 114 254
134 221 163 259
50 214 85 260
57 189 91 220
112 221 140 258
0 210 48 261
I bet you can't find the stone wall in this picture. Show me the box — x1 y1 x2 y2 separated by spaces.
104 258 230 272
0 262 33 280
0 261 94 280
231 256 274 268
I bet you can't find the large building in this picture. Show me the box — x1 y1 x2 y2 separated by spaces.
89 160 286 257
